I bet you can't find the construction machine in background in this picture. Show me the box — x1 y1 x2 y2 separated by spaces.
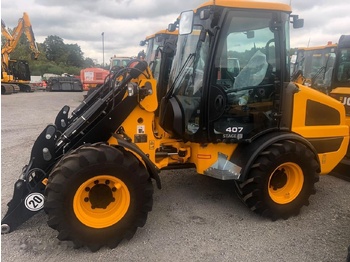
1 0 349 252
109 56 132 73
291 42 337 93
80 67 110 91
46 75 83 92
328 35 350 180
140 29 178 106
1 12 40 94
82 57 132 97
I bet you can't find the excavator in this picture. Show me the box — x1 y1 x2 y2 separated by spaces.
1 0 349 252
1 12 40 94
291 42 337 93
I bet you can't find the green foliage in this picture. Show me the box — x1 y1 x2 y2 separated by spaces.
43 35 66 62
66 43 84 67
83 57 95 68
29 60 79 76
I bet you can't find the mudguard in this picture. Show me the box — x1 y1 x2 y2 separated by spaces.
230 131 320 182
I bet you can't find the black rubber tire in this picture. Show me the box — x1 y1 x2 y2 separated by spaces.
44 143 153 251
234 140 319 220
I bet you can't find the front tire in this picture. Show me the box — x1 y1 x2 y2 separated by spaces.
234 140 319 220
44 143 153 251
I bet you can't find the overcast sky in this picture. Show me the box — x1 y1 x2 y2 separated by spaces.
1 0 349 65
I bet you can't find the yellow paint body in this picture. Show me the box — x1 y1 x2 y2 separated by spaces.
292 84 349 174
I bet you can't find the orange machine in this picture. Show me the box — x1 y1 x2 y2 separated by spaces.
80 67 110 91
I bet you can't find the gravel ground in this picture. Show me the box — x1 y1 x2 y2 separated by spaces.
1 91 350 262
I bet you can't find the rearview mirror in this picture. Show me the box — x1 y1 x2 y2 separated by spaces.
293 18 304 29
246 30 255 39
179 10 193 35
291 15 304 29
168 23 177 32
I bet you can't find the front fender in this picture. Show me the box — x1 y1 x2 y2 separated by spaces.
109 134 161 189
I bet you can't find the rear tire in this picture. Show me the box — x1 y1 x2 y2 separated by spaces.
44 143 153 251
234 140 319 220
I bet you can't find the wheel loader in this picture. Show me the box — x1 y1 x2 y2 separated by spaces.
140 28 178 108
291 42 337 93
328 35 350 180
1 0 349 252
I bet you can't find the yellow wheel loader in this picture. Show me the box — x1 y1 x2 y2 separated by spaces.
1 0 349 252
140 28 178 112
329 35 350 180
291 42 337 93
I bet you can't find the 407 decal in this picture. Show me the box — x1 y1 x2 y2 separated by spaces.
225 126 244 133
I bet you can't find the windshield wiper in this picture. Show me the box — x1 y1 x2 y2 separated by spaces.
165 53 195 98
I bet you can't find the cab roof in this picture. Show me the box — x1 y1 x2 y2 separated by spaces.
196 0 292 13
297 43 337 51
145 29 178 41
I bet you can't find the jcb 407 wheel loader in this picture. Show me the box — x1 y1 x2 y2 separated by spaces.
1 0 349 252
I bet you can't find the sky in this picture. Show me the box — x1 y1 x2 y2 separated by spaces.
1 0 350 65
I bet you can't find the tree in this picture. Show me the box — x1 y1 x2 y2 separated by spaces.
66 43 84 67
83 57 95 68
2 30 101 76
43 35 66 63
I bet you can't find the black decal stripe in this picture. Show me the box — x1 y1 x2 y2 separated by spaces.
307 137 344 153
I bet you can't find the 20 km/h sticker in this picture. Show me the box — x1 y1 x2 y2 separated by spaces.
24 193 45 211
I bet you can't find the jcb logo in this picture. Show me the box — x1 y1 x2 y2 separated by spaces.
341 96 350 106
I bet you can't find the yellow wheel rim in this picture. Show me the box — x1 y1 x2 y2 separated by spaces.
73 175 130 228
268 162 304 204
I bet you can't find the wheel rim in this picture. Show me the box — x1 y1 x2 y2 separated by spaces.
73 175 130 228
268 162 304 204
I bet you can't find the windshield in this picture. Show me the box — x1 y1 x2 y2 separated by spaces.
295 47 336 86
168 26 209 134
144 36 166 81
110 58 130 70
336 48 350 83
145 38 159 64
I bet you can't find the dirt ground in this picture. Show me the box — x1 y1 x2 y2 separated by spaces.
1 91 350 262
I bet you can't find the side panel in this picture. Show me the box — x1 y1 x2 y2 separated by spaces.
292 85 349 174
330 87 350 118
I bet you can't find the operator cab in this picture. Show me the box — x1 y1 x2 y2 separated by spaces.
160 2 301 143
331 35 350 91
330 35 350 117
8 59 31 81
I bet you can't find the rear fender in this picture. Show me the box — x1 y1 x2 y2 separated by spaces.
230 131 320 182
